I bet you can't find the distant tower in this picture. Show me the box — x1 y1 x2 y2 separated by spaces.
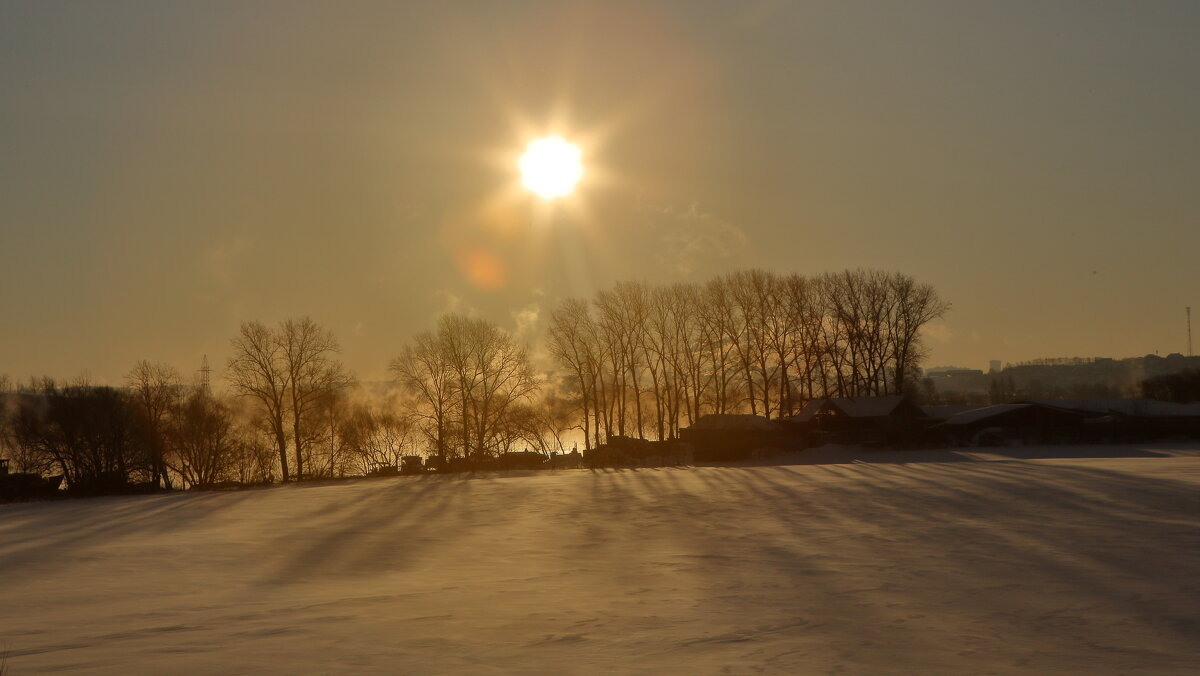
989 360 1002 374
199 355 212 394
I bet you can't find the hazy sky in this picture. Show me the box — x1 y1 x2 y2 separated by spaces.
2 0 1198 384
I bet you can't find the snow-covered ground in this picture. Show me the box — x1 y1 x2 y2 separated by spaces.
3 445 1199 675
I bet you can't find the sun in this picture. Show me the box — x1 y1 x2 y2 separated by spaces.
519 136 583 199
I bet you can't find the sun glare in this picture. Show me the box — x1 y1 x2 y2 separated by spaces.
519 136 583 199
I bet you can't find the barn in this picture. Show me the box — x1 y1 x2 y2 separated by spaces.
1026 398 1200 440
792 395 929 446
680 414 787 461
939 402 1087 444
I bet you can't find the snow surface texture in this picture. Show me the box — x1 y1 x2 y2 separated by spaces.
2 445 1199 675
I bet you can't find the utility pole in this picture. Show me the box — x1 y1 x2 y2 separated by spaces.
1188 307 1193 357
199 355 212 394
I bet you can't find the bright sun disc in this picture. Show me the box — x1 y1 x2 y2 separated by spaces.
519 136 583 199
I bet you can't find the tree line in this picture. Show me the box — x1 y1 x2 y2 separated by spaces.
0 268 947 493
546 269 948 450
0 316 558 490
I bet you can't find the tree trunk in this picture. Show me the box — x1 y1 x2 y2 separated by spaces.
274 422 290 482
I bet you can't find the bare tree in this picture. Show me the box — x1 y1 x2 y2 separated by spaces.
547 298 599 449
0 374 13 467
166 389 238 488
126 360 184 488
391 329 456 460
667 283 710 426
226 318 354 482
461 316 540 458
698 280 739 414
782 273 823 403
545 268 948 433
395 314 540 462
227 321 292 481
338 402 416 474
10 381 152 492
887 273 950 395
229 414 276 484
281 317 355 479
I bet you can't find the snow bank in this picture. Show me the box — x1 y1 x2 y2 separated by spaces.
2 446 1199 674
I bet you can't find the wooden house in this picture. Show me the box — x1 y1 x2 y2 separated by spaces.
792 395 929 446
680 414 786 461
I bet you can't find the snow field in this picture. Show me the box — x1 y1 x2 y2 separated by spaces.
2 446 1199 674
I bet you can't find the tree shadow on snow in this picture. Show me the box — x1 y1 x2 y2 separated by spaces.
0 490 259 583
580 460 1200 670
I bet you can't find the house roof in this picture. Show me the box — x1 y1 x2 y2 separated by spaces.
793 395 918 422
942 403 1033 426
687 413 779 432
921 404 990 421
1025 398 1200 418
792 398 830 420
792 399 826 422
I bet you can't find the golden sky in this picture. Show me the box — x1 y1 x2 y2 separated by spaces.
1 1 1198 382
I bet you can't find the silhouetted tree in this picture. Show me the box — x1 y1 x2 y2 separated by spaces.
338 401 416 474
227 321 292 480
1142 369 1200 403
0 374 13 466
10 380 152 493
394 314 539 461
281 317 355 479
887 273 950 396
547 298 601 449
391 329 456 460
166 389 238 488
126 360 184 488
545 268 948 445
227 318 353 481
444 314 540 459
229 415 276 484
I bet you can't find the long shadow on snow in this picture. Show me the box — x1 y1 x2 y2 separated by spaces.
0 490 258 583
669 461 1200 664
257 472 538 585
561 461 1198 667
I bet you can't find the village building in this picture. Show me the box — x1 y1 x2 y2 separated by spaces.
936 402 1087 445
1023 398 1200 440
791 395 929 446
679 414 787 461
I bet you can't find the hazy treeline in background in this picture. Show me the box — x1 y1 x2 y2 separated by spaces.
1140 369 1200 404
923 357 1200 405
1 268 950 493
